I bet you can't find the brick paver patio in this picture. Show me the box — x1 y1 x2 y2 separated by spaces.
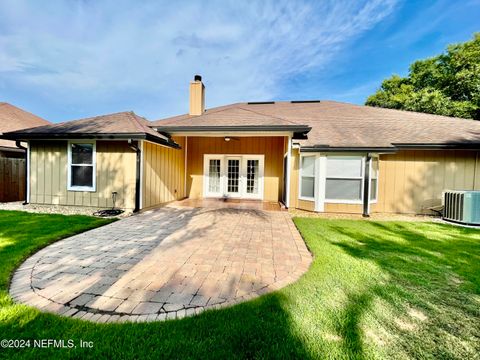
10 204 312 323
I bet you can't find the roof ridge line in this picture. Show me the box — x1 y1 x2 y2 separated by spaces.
198 103 243 117
236 105 300 125
127 111 149 133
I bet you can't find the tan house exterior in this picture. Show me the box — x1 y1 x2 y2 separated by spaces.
4 76 480 215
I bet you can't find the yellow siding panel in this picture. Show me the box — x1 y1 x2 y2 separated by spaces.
375 150 478 214
186 136 285 202
142 137 186 209
29 140 136 210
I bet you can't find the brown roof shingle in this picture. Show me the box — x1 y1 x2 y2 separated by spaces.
153 101 480 149
0 103 50 149
2 111 176 147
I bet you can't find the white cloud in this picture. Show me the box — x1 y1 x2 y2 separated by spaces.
0 0 398 119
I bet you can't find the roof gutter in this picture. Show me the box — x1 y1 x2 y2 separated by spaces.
1 132 180 149
393 143 480 150
300 142 480 152
300 146 398 153
153 125 312 133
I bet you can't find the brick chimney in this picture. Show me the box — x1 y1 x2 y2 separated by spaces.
189 75 205 116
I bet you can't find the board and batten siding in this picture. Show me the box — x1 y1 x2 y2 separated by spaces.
30 140 136 209
372 150 480 214
290 148 480 214
142 137 186 209
186 136 285 202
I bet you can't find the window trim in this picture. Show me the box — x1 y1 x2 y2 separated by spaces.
324 155 364 204
369 155 379 204
299 154 316 201
67 140 96 192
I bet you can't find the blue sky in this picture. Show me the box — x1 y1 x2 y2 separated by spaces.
0 0 479 123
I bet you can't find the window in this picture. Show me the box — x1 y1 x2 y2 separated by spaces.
370 157 379 201
246 159 259 194
208 159 221 193
300 155 315 199
325 156 363 202
68 142 95 191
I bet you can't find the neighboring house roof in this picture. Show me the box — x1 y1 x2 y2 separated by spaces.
153 100 480 150
2 111 178 148
0 102 50 150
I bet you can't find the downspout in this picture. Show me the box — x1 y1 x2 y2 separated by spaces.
15 140 28 205
363 154 371 217
128 139 141 213
285 135 292 208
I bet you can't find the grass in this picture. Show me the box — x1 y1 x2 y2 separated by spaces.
0 212 479 359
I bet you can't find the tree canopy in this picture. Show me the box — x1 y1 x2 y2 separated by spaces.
366 33 480 120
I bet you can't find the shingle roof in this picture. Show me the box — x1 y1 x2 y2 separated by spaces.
153 101 480 149
0 103 50 149
152 103 302 127
2 111 176 147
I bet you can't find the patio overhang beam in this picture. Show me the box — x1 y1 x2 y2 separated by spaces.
153 125 311 133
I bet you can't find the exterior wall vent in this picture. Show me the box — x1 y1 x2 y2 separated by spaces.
443 190 480 225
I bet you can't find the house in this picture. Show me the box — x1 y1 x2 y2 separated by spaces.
0 103 50 202
3 75 480 215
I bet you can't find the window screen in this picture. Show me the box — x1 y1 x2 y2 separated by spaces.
325 157 363 201
300 156 315 199
370 157 379 201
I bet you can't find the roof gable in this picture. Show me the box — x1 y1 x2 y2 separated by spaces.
2 111 177 148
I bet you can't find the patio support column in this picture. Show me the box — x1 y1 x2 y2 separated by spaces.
315 154 326 212
128 139 141 213
184 136 188 198
363 154 371 217
26 141 30 204
285 135 292 208
139 140 144 210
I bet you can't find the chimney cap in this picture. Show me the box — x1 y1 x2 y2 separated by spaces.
194 74 202 82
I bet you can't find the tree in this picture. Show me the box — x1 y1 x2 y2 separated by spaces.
366 33 480 119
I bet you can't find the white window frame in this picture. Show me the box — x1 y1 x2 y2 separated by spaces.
241 155 265 199
299 154 316 201
369 155 379 204
204 154 224 197
324 155 364 204
67 140 96 192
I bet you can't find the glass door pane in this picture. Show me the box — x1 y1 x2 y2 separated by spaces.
227 158 240 195
246 159 259 194
208 159 221 193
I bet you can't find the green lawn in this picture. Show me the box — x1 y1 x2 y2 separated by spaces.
1 212 479 359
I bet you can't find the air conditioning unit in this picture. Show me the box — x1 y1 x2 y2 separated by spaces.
443 190 480 225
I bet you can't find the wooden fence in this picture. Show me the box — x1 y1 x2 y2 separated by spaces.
0 157 26 202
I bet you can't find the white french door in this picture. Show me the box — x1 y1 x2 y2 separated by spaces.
205 157 223 197
204 155 264 200
226 157 241 197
